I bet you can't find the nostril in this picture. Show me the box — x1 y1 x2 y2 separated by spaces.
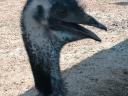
123 70 128 75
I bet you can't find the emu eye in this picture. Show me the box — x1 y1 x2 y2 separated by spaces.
33 5 44 22
36 5 44 16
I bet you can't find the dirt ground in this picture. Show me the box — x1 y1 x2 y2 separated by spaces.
0 0 128 96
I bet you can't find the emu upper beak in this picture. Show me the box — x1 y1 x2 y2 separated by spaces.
80 14 107 31
62 13 107 31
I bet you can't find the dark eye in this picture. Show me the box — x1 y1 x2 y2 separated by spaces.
36 5 44 17
33 5 44 22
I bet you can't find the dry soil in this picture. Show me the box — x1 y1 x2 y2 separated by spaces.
0 0 128 96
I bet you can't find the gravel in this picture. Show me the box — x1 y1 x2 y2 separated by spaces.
0 0 128 96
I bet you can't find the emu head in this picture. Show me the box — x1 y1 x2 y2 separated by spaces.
23 0 107 47
22 1 107 95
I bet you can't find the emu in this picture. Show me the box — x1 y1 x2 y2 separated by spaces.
21 0 107 96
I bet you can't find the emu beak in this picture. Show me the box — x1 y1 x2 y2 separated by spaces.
69 23 102 42
49 18 101 42
62 13 107 31
82 15 107 31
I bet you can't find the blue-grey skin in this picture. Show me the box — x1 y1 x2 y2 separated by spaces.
50 0 107 31
21 0 107 96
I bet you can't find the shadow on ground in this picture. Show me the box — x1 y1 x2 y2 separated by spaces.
20 39 128 96
114 2 128 6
